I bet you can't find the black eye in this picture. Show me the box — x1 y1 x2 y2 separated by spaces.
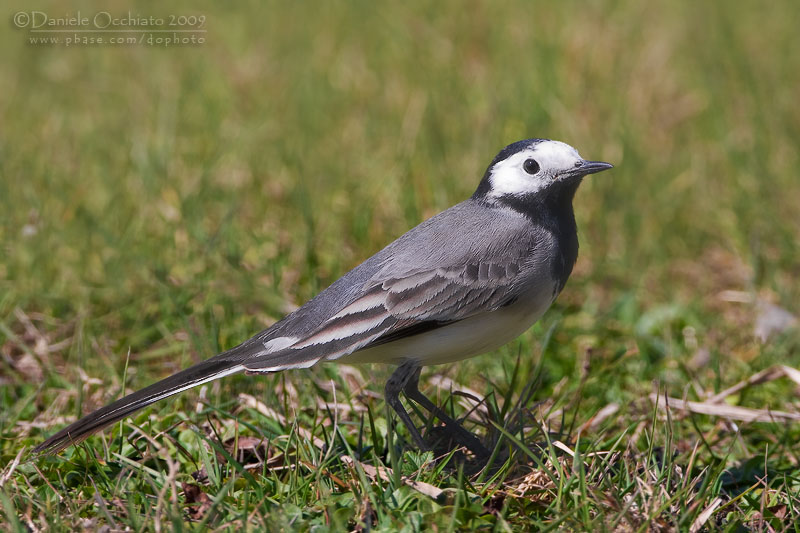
523 159 540 175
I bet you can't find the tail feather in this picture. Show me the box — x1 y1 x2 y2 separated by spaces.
32 356 246 455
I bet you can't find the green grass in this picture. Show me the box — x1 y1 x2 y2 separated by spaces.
2 0 800 530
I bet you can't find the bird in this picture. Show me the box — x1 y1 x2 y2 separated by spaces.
33 138 612 457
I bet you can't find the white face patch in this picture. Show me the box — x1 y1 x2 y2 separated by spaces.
487 140 583 200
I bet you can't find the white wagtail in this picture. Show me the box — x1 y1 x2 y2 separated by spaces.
34 139 612 457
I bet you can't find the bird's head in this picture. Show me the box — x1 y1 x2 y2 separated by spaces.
473 139 612 207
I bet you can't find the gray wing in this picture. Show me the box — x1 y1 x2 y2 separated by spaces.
243 200 549 371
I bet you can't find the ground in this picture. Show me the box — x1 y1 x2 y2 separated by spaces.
1 1 800 531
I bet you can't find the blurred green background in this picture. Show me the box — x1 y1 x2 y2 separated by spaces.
2 0 799 529
3 1 797 326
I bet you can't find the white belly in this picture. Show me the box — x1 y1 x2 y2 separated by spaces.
341 281 557 366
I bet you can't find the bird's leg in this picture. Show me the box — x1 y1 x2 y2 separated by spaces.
385 361 430 451
402 367 490 458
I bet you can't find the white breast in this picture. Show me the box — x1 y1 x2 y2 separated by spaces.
341 279 557 367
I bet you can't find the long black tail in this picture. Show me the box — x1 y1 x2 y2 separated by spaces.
32 354 247 455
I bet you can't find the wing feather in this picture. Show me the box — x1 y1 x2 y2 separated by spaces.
241 203 552 372
242 258 525 372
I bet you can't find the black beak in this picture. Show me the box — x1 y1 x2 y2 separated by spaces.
577 160 613 176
